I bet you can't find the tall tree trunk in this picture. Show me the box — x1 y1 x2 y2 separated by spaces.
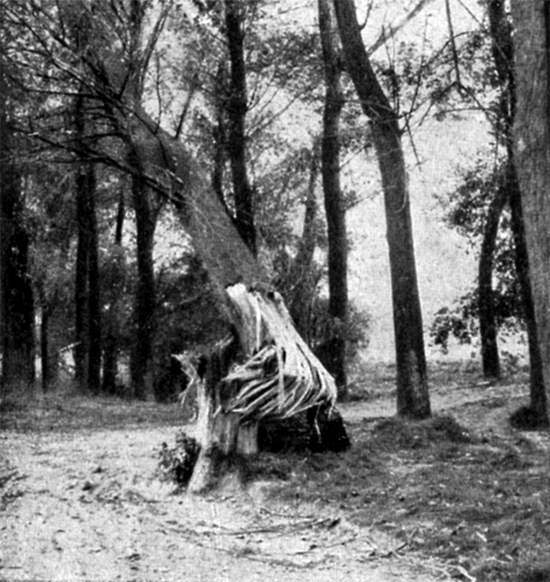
286 146 321 339
40 299 51 392
488 0 547 421
0 107 35 396
478 184 506 379
102 188 125 395
74 92 100 394
126 0 160 401
509 167 548 421
87 171 101 395
318 0 348 397
212 63 228 207
129 158 157 401
74 161 90 389
37 283 54 392
333 0 430 418
224 0 256 254
512 0 550 426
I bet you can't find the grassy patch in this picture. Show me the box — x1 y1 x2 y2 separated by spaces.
0 392 183 432
254 412 550 582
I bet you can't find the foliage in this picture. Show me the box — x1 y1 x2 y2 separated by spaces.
309 297 371 364
153 252 229 402
157 430 200 487
430 293 479 353
431 154 523 349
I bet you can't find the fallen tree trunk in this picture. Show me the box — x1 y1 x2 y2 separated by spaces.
125 111 340 492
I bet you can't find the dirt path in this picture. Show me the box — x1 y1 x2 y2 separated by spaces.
0 416 446 582
3 369 546 582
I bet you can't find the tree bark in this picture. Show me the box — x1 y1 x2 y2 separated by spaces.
512 0 550 425
74 92 101 394
87 171 101 395
37 283 55 392
101 188 126 395
129 150 158 401
0 107 35 396
126 0 160 401
286 146 321 339
212 63 228 208
124 108 338 491
318 0 348 397
488 0 547 420
478 183 506 379
333 0 430 418
224 0 256 255
508 172 548 421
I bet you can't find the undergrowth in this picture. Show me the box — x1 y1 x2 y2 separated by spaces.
253 413 550 582
157 431 200 486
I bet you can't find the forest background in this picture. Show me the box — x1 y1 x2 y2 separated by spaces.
0 0 528 405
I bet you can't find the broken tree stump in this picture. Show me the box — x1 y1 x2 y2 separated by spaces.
187 283 342 493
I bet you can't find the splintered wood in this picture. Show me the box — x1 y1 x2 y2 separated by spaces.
223 283 337 421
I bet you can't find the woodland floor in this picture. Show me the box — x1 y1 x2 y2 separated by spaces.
1 360 550 582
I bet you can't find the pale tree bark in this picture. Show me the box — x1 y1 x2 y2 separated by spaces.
512 0 550 426
333 0 430 418
318 0 348 397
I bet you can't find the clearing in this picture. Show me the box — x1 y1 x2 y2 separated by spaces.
1 361 550 582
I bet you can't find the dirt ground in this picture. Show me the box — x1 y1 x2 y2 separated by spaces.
1 362 549 582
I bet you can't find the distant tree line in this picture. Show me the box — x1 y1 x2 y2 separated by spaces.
0 0 548 432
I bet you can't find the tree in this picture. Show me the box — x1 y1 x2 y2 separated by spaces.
30 168 75 393
333 0 430 418
101 186 127 395
318 0 348 397
3 0 341 489
0 24 35 396
477 173 506 379
430 2 547 425
74 91 101 394
511 0 550 426
487 0 547 425
224 0 256 254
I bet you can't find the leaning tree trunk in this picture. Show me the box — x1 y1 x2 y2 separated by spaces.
333 0 430 418
125 109 338 492
512 0 550 425
319 0 349 398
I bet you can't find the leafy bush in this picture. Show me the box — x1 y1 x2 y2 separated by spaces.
157 431 200 486
308 297 371 363
430 289 525 354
